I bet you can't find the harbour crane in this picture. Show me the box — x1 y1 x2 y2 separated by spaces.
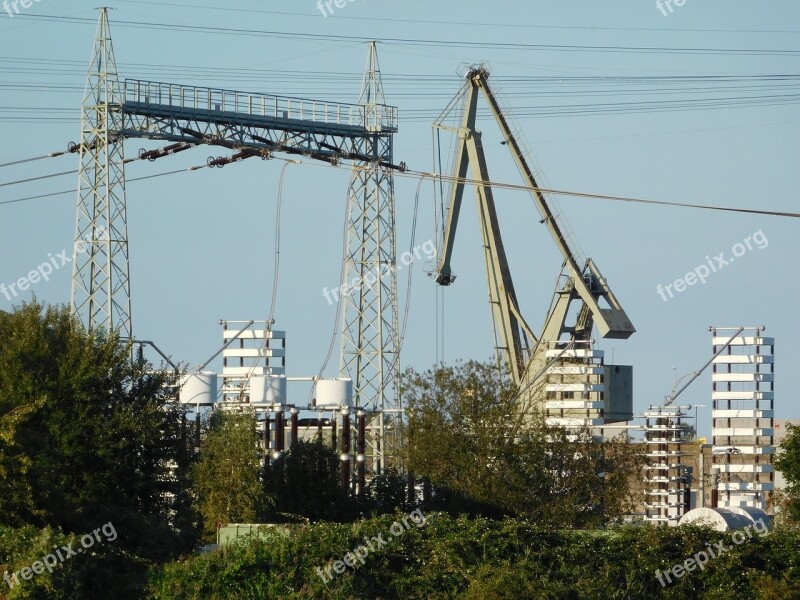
434 66 636 424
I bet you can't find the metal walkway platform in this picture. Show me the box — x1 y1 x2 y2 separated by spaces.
121 79 398 142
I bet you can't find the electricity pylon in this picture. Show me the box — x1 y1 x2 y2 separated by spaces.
339 43 401 473
71 8 132 339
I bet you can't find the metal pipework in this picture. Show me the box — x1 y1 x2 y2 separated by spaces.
340 407 352 491
356 410 367 494
290 408 299 447
274 411 285 457
263 413 271 462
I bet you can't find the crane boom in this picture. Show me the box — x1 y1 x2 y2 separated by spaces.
473 67 634 339
435 67 635 413
436 76 534 381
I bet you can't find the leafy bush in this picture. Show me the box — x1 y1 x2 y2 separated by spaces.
145 514 800 599
0 525 148 600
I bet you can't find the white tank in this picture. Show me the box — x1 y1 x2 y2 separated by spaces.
250 375 287 406
180 371 218 405
316 378 353 408
679 507 753 531
727 506 772 530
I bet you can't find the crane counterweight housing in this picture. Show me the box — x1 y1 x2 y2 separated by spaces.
435 65 635 429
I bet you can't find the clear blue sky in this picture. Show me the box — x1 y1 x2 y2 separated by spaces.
1 1 798 438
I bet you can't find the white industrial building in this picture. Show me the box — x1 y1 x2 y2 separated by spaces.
711 327 774 511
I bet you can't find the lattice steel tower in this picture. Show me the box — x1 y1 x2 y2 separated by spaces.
339 43 401 472
71 8 132 339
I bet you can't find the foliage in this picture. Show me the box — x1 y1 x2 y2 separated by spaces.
402 360 644 527
264 440 352 523
0 301 195 561
0 524 149 600
145 513 800 599
191 411 270 541
774 422 800 524
366 468 410 515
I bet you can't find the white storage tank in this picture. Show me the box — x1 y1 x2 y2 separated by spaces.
316 378 353 408
727 506 772 530
180 371 218 406
250 375 287 406
679 507 753 531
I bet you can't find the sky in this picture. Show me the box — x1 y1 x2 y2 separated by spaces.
0 1 798 439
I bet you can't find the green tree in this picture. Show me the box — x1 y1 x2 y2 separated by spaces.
0 301 194 560
774 422 800 524
265 440 351 522
191 410 269 541
366 468 409 514
403 360 643 527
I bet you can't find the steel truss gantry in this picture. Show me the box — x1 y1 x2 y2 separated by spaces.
71 10 402 471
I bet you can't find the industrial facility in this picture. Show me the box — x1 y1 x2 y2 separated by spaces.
8 9 788 528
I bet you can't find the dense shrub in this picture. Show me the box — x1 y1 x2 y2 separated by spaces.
146 514 800 599
0 525 148 600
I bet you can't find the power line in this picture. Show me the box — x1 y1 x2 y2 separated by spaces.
15 14 800 57
0 165 208 207
0 156 147 187
2 146 797 219
396 168 800 219
0 169 75 188
2 91 797 125
58 2 800 35
0 151 67 168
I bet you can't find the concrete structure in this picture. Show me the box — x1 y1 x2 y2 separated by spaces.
544 343 607 429
219 320 286 407
711 327 774 511
643 405 694 525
